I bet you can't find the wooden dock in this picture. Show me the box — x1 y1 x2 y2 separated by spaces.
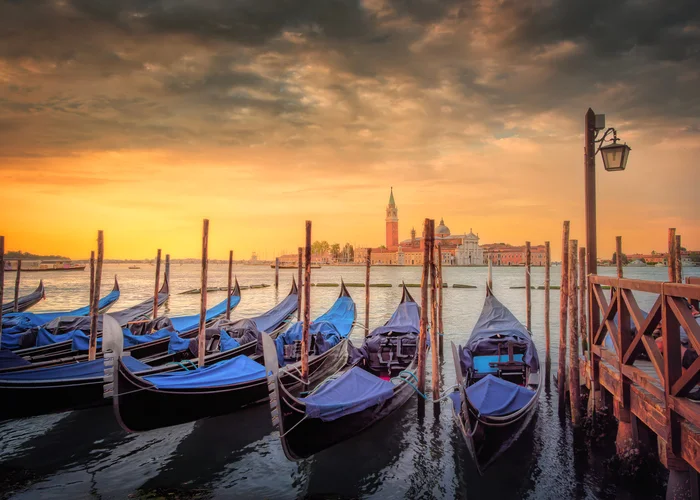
583 275 700 487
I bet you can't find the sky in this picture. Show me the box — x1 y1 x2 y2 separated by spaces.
1 0 699 260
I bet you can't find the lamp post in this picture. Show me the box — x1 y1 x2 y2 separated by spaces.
585 108 631 411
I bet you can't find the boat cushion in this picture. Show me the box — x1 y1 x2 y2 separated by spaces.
142 354 265 389
301 366 395 422
0 356 151 382
472 354 524 374
466 374 535 417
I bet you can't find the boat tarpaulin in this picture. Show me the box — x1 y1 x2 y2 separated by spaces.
370 301 420 336
0 350 31 369
219 330 241 352
70 328 176 351
460 295 539 374
0 356 150 382
466 374 535 417
169 294 241 334
301 366 395 421
142 355 265 389
275 296 355 366
251 292 297 333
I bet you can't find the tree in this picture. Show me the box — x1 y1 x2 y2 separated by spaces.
330 243 341 261
311 240 330 255
612 252 628 265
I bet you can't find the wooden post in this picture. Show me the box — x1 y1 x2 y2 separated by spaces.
165 254 171 285
525 241 531 331
365 248 371 336
616 236 623 278
0 236 5 339
197 220 209 368
89 231 104 361
544 241 551 360
13 259 21 312
437 243 444 356
297 247 302 321
226 250 233 320
275 257 279 289
557 221 570 405
579 246 588 353
152 249 161 319
89 250 95 324
668 228 676 283
487 256 493 290
301 221 312 383
675 234 682 283
430 237 440 400
568 239 581 425
417 219 432 394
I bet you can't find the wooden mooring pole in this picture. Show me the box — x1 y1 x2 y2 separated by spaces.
301 221 312 383
557 221 570 406
297 247 302 321
89 231 104 361
430 237 440 401
197 220 209 368
13 259 21 312
275 257 279 289
153 249 161 319
676 234 682 283
525 241 531 331
568 240 581 425
0 236 4 338
616 236 623 278
579 246 588 353
487 256 493 290
226 250 233 320
437 243 444 356
417 218 432 394
668 228 676 283
89 250 95 326
544 241 551 359
365 248 371 337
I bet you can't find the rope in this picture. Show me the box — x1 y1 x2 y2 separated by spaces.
390 370 457 403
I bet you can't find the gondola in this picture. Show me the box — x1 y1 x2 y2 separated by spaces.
111 281 355 432
1 276 120 345
263 284 420 460
1 281 45 314
4 277 170 360
449 286 542 473
0 280 292 420
0 277 240 373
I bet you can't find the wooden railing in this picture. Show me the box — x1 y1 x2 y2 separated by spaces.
589 275 700 469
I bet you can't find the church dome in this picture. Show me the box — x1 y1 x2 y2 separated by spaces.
436 218 451 237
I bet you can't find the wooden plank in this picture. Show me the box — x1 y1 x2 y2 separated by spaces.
622 364 664 400
672 357 700 397
680 421 700 474
590 275 618 287
665 283 700 301
669 397 700 435
668 296 700 354
641 335 666 386
630 384 668 442
617 278 664 294
599 360 621 398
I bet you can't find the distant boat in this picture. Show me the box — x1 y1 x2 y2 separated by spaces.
655 262 666 267
128 265 141 270
4 260 85 272
626 260 646 267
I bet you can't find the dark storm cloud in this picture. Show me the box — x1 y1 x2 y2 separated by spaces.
0 0 698 156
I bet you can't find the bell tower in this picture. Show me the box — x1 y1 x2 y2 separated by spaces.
386 187 399 249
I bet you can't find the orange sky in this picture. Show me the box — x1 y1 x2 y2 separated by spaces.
1 1 699 260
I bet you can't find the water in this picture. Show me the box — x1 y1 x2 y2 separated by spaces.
2 264 699 499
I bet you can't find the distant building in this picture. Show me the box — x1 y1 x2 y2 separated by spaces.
355 188 484 265
481 243 547 266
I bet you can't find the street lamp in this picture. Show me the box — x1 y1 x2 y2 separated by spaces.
596 125 632 172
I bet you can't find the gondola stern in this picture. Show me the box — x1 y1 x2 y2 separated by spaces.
289 276 298 297
112 275 120 292
400 281 415 304
339 278 351 298
232 277 242 297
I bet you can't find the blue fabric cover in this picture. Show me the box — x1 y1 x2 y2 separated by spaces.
301 366 395 421
370 301 420 336
0 356 151 382
460 295 539 374
169 294 241 334
219 330 241 352
0 350 31 369
466 374 535 417
473 354 525 374
36 328 81 347
2 289 120 334
142 355 265 389
168 333 191 354
251 293 298 333
70 328 175 351
274 296 355 366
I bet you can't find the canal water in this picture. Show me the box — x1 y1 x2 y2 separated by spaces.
1 264 699 499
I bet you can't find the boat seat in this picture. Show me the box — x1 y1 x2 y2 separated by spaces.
473 354 524 374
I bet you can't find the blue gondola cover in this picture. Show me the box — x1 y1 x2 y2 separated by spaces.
142 355 265 389
0 356 150 382
466 374 535 417
219 330 241 352
302 366 395 421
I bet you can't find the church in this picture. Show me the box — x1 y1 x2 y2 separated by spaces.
354 188 484 266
